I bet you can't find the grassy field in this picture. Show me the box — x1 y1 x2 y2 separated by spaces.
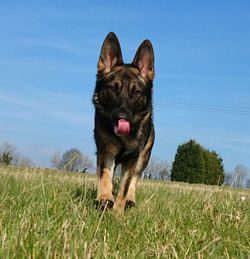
0 166 249 258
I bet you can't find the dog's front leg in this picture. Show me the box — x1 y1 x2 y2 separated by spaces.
113 158 139 213
114 129 155 213
114 173 139 213
96 154 116 210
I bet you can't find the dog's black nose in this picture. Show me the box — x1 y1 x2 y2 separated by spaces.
117 112 128 120
112 107 131 122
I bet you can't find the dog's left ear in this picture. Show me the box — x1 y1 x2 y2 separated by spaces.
132 40 154 80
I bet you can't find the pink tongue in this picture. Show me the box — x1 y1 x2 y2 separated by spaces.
115 119 130 135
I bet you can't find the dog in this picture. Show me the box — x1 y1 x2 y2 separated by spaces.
92 32 155 212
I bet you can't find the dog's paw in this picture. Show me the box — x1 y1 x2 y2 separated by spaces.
125 200 135 210
95 199 114 211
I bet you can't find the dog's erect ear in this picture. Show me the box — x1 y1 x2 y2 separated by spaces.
98 32 123 74
132 40 154 80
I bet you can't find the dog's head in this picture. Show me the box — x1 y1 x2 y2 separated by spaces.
93 32 154 136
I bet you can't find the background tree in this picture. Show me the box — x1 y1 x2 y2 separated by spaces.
143 157 170 180
0 142 18 165
224 172 233 186
171 140 205 184
246 178 250 189
203 150 225 185
0 142 34 167
50 151 61 169
59 148 93 172
171 139 225 185
231 164 248 188
18 156 35 168
159 167 170 181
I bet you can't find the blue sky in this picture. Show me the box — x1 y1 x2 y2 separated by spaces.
0 1 250 172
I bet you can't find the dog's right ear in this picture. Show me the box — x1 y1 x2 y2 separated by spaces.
98 32 123 74
132 39 154 81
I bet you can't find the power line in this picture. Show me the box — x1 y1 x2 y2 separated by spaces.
155 101 250 116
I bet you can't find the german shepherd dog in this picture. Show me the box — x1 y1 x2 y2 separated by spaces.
93 32 155 213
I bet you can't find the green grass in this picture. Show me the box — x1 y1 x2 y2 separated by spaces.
0 166 249 258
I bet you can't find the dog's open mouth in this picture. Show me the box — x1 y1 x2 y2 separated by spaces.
114 119 130 136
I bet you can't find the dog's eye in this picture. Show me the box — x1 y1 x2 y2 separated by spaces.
106 84 114 89
132 88 143 96
130 84 142 96
106 82 120 89
135 89 142 94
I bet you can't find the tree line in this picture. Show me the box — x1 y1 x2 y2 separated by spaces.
50 148 93 172
0 142 34 167
1 141 249 188
0 142 93 173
